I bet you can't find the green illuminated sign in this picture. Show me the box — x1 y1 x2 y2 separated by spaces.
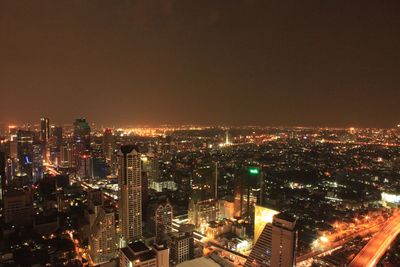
249 168 259 175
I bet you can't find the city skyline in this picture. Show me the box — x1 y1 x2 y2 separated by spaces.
0 119 400 136
2 118 400 130
1 1 400 127
2 1 400 267
1 116 400 266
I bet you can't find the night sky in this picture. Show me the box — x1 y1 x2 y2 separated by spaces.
1 1 399 127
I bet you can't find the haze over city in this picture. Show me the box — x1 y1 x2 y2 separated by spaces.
1 1 400 127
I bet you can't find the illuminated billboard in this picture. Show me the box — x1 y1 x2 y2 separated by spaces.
254 205 279 243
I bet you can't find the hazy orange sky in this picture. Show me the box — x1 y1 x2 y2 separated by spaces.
1 0 399 127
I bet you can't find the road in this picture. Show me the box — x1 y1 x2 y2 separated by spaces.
296 221 385 264
349 212 400 267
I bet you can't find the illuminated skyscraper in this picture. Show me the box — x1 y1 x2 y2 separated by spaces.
102 128 114 163
6 157 16 185
40 117 50 143
73 118 91 171
85 190 118 264
51 126 63 153
89 206 118 264
254 205 279 243
118 145 142 245
17 130 34 178
32 143 44 182
188 163 219 231
47 126 63 164
245 213 297 267
234 166 263 219
60 142 73 168
142 152 160 184
77 154 91 179
9 127 18 160
191 163 218 203
269 214 297 267
225 130 231 145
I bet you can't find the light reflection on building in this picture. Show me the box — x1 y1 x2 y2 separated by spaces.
254 205 279 243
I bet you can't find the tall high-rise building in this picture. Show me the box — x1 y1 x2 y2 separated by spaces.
191 163 218 203
40 118 51 162
168 231 194 266
9 139 18 159
102 128 114 163
225 130 231 145
188 199 218 231
234 166 263 219
188 163 219 231
6 157 16 185
51 126 63 151
17 130 34 178
73 118 91 169
32 143 44 182
86 190 117 264
73 118 91 151
3 188 33 226
118 145 142 245
60 142 73 168
148 201 173 238
77 154 91 179
142 153 160 184
245 213 297 267
141 171 149 221
89 155 107 180
40 117 50 143
48 126 63 165
85 190 104 235
270 214 297 267
89 206 118 264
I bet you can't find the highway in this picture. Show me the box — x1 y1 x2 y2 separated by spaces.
296 221 385 264
349 212 400 267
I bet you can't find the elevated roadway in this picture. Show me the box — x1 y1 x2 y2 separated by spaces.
349 211 400 267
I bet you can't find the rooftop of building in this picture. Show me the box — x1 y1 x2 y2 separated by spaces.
179 224 195 233
169 231 192 240
121 242 156 262
153 243 168 251
275 212 296 223
120 145 140 154
128 241 150 254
